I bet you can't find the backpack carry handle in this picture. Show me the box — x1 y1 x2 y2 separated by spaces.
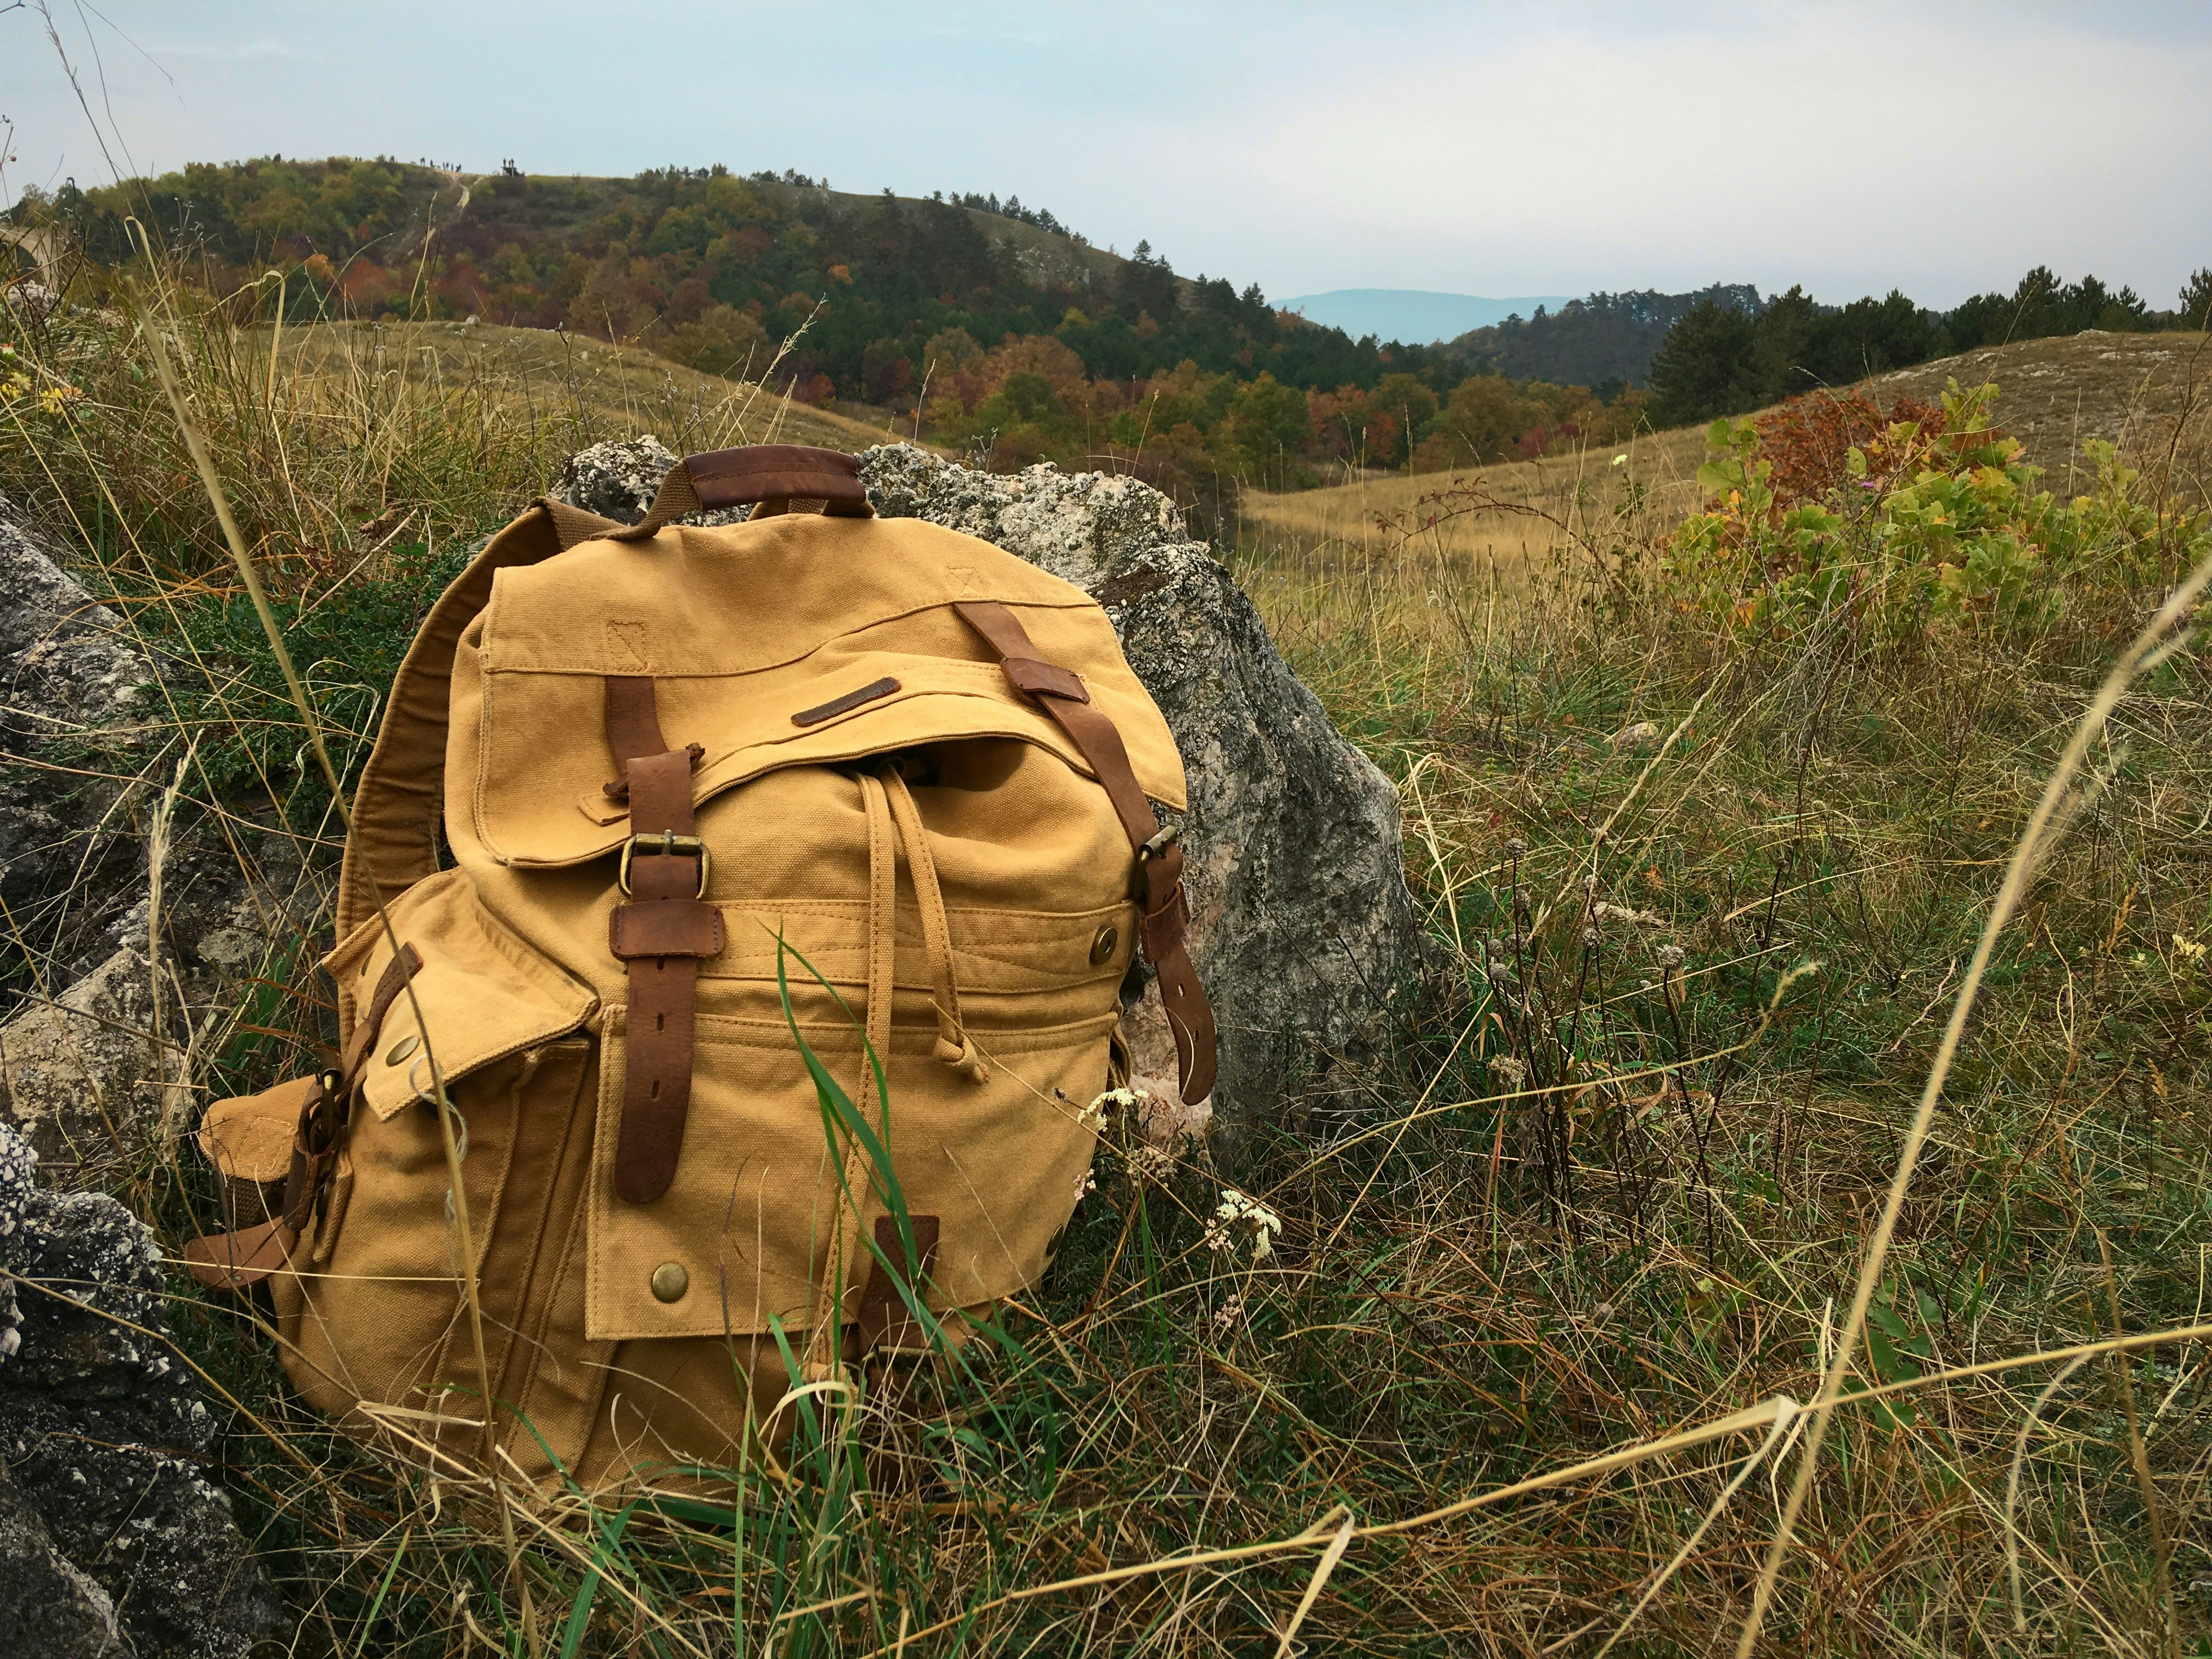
608 444 873 541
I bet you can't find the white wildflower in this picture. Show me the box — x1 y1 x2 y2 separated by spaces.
1204 1188 1283 1261
1080 1086 1141 1133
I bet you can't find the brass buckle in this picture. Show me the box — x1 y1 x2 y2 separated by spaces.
618 831 710 898
1131 822 1181 899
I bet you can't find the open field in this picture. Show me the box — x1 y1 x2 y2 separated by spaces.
8 270 2212 1655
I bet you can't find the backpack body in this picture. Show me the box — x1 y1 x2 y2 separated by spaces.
189 448 1212 1492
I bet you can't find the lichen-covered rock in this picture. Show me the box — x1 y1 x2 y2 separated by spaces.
0 946 192 1188
557 435 747 527
855 444 1428 1127
0 1119 289 1657
1 495 323 1188
0 1461 127 1658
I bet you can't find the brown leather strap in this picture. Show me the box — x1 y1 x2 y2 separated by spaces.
607 445 872 543
604 675 671 772
953 601 1217 1103
607 680 716 1204
338 944 424 1075
857 1214 939 1352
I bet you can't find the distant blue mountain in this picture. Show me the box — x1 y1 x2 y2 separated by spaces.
1282 289 1582 346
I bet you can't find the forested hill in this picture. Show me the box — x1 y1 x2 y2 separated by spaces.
1444 286 1760 392
14 156 1656 496
33 157 1402 404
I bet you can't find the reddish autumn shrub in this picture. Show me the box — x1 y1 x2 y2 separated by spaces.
1752 390 1985 510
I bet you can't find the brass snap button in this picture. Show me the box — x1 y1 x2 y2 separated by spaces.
650 1261 689 1304
1088 925 1119 966
384 1034 420 1066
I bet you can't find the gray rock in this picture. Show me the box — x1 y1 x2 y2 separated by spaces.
0 495 325 1188
856 444 1427 1128
0 946 190 1188
0 1462 128 1658
556 435 747 527
0 492 156 986
0 1119 290 1657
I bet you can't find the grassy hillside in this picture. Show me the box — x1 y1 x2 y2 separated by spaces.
7 255 2212 1655
8 159 1647 502
273 318 912 455
1243 331 2210 577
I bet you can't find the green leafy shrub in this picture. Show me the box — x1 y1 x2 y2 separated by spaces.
1655 380 2211 645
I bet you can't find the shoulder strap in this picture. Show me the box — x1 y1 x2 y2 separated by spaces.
334 498 619 944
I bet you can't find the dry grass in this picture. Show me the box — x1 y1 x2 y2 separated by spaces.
8 255 2212 1657
273 319 909 459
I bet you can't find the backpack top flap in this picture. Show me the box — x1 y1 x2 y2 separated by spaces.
455 508 1186 870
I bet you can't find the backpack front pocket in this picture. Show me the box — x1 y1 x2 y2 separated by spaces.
584 1001 1114 1345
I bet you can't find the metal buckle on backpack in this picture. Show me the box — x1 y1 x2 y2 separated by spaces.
1130 822 1181 899
617 832 711 898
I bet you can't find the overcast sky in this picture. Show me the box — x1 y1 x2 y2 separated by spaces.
5 1 2208 312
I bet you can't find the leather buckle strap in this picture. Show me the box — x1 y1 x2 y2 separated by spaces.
618 832 711 898
609 897 724 959
952 599 1218 1105
605 710 718 1205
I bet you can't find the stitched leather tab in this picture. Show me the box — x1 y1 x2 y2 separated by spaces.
858 1214 940 1351
792 676 901 727
609 898 725 960
1001 656 1088 702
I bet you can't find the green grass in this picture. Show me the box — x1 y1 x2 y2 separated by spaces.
8 251 2212 1656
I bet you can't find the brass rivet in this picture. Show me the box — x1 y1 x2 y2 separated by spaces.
650 1261 689 1304
1088 925 1119 966
384 1034 420 1066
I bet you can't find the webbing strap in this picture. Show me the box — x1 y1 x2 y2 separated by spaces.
952 601 1218 1104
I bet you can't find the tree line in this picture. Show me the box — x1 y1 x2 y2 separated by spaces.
1644 267 2212 427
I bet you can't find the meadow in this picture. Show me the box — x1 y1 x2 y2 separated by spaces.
5 265 2212 1656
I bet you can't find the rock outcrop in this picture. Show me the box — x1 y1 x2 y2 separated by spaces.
0 492 153 987
0 495 320 1188
0 1120 290 1657
856 445 1427 1127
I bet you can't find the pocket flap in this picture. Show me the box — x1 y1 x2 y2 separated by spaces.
324 870 599 1120
198 1076 314 1181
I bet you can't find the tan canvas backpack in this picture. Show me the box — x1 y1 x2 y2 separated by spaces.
184 444 1216 1492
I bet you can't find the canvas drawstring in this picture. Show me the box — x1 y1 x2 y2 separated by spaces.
817 763 975 1384
879 766 988 1084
